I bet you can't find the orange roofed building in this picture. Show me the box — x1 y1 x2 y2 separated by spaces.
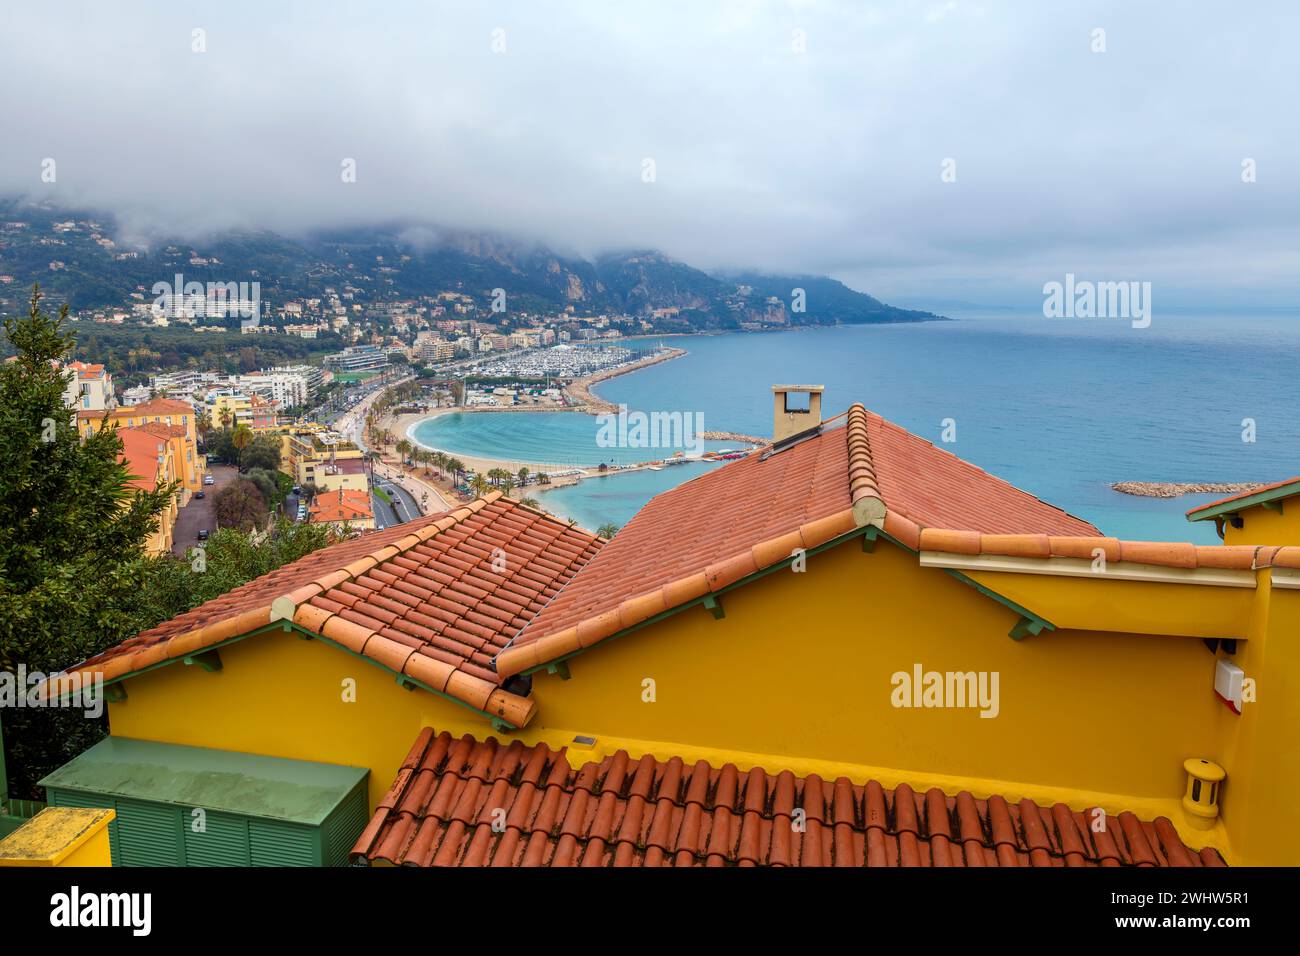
37 386 1300 867
78 397 206 500
116 426 179 555
308 488 376 532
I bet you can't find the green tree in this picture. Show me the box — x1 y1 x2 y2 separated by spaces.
0 288 175 673
596 523 620 539
230 424 253 470
0 287 175 798
240 433 282 473
244 468 281 510
214 478 266 531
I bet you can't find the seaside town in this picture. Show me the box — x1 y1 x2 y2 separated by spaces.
3 5 1298 936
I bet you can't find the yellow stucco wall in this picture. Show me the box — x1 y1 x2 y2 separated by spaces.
529 540 1222 802
104 630 484 813
96 533 1298 864
1222 503 1300 546
1208 579 1300 865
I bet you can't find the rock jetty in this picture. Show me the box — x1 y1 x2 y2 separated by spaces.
1111 481 1265 499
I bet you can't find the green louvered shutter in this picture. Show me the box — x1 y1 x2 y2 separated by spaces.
249 819 318 866
112 798 184 866
322 783 369 866
183 810 251 866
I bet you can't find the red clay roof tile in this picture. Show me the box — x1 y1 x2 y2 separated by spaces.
496 403 1098 677
917 528 1266 572
353 728 1225 868
64 494 601 726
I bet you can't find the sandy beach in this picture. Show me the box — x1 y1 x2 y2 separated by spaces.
388 344 763 489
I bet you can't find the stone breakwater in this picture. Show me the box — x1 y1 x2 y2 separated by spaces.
566 347 688 413
1111 481 1265 499
702 430 769 445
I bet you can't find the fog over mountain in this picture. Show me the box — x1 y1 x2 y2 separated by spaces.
2 1 1298 308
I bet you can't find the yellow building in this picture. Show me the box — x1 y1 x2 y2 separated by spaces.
1187 477 1300 546
40 389 1300 867
79 397 205 498
117 426 179 555
281 425 367 492
206 390 251 431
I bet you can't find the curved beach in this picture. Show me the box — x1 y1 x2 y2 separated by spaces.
395 343 758 487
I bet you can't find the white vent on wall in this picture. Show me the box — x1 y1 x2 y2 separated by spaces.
1215 659 1245 714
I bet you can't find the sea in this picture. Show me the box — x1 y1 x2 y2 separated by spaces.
410 310 1300 542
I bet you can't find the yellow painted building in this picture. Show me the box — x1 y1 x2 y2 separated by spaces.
79 396 205 497
280 425 367 491
1187 476 1300 546
117 425 180 554
39 390 1300 867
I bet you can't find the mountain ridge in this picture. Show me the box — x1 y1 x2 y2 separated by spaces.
0 198 946 328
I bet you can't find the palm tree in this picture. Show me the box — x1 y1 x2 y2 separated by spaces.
596 523 619 539
395 438 412 463
501 477 515 497
447 458 465 486
536 472 550 485
433 452 448 479
196 408 212 447
218 405 233 431
231 424 253 471
516 467 529 487
519 496 540 510
469 474 491 497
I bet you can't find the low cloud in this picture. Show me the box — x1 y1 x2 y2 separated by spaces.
1 0 1297 306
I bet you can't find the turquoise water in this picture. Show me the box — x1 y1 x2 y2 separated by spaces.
411 314 1300 539
411 411 742 469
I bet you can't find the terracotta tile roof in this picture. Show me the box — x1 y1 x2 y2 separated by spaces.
61 493 602 727
1186 476 1300 520
495 403 1098 677
120 397 195 416
917 529 1269 571
352 728 1226 868
308 488 373 523
117 428 165 490
133 421 187 440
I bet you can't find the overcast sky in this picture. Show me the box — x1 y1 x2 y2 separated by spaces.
1 1 1298 307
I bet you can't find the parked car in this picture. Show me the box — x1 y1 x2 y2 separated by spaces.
203 474 215 486
194 491 205 500
197 529 209 541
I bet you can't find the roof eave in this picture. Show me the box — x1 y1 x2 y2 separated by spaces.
1187 479 1300 522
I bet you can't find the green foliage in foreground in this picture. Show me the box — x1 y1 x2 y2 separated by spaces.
0 287 339 802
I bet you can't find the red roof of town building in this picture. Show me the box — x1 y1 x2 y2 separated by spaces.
495 403 1098 677
352 727 1226 868
116 427 166 490
308 488 373 523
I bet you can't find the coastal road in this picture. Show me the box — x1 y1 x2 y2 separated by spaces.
370 474 421 530
171 464 237 557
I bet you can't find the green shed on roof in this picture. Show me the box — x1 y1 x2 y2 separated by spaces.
40 737 369 867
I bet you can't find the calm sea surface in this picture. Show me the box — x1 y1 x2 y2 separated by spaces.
411 312 1300 541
